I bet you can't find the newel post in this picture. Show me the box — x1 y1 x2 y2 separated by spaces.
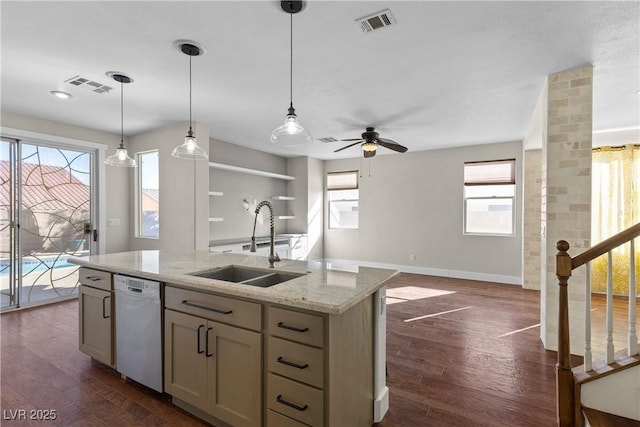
556 240 574 427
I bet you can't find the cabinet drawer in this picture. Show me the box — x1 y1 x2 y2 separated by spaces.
268 337 324 388
267 373 324 427
268 307 324 347
79 268 112 291
165 286 261 332
267 409 308 427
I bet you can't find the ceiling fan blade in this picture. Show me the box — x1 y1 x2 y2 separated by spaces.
378 138 408 153
341 138 363 142
334 141 363 153
364 150 376 158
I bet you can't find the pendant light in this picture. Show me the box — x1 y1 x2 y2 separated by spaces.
105 73 137 167
172 42 208 160
270 0 313 147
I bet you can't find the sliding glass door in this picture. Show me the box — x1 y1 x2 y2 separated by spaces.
1 137 96 309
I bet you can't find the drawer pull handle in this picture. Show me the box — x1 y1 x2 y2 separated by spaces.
182 300 233 315
85 276 101 281
277 322 308 333
277 356 308 369
197 325 205 354
276 395 308 412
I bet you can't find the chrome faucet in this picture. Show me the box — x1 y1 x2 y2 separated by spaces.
250 200 280 268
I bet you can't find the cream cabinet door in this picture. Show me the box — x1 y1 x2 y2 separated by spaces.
78 285 113 366
164 309 208 411
207 321 262 427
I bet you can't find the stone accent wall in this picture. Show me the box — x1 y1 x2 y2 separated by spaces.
540 67 592 352
522 149 542 290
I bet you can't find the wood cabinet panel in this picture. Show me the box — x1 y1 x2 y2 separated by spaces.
208 322 262 427
79 267 112 291
266 409 308 427
78 285 114 366
164 309 208 410
267 373 324 427
268 336 324 388
268 307 324 348
165 285 262 332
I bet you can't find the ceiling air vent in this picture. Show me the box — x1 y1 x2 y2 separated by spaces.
64 75 113 94
356 9 396 33
318 137 338 143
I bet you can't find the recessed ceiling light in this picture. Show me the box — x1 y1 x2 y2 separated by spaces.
51 90 72 99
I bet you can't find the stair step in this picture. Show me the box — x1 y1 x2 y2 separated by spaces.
574 352 640 385
583 408 640 427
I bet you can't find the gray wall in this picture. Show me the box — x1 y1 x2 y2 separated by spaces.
209 138 289 240
128 122 210 251
1 111 130 254
324 141 523 283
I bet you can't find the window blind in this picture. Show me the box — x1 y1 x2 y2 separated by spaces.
327 171 359 190
464 159 515 186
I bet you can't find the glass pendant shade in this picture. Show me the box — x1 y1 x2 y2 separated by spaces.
105 144 137 167
172 128 208 159
270 109 313 147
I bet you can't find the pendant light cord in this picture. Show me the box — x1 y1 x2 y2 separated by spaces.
189 54 193 131
289 6 293 106
120 80 124 149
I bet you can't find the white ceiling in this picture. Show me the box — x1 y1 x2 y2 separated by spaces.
2 1 639 159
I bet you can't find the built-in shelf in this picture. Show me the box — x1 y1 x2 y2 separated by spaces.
277 216 295 220
208 217 224 222
272 196 295 201
209 162 295 181
209 191 224 197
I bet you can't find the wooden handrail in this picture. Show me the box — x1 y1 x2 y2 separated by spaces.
572 222 640 270
555 222 640 427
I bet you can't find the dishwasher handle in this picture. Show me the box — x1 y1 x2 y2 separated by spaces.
181 300 233 315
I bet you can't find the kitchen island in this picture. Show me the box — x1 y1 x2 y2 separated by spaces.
71 250 397 427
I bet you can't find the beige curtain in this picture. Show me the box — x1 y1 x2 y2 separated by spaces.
591 144 640 295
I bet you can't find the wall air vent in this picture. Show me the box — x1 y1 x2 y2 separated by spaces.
318 137 338 143
356 9 396 33
64 75 113 94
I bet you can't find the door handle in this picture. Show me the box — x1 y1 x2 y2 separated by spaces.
205 327 213 357
102 296 110 318
197 325 204 354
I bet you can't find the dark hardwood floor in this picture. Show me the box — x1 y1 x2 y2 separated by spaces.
1 273 632 426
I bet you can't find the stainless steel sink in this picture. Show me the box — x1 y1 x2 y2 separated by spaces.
187 266 304 287
189 266 268 282
241 272 303 288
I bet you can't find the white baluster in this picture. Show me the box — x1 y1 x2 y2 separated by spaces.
606 251 615 364
629 239 638 357
584 261 592 371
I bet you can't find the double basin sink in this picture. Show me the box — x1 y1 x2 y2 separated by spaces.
188 266 304 288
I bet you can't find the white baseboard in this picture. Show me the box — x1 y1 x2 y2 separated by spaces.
321 258 522 285
373 386 389 423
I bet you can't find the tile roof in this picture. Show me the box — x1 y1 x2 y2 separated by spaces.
0 161 90 212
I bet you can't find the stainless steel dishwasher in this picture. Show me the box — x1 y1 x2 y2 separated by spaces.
114 274 163 392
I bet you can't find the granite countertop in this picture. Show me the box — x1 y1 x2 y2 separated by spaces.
69 250 398 315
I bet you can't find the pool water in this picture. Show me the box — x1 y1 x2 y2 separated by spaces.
0 256 81 276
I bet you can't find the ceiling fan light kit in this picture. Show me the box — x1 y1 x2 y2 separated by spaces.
334 127 408 158
270 0 313 148
104 73 137 168
172 41 209 160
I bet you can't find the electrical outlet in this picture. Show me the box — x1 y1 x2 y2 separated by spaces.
410 254 416 261
108 218 120 226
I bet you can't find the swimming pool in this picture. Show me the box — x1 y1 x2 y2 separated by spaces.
0 255 82 276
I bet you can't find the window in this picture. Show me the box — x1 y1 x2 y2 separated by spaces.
327 171 359 229
463 159 515 235
137 150 159 238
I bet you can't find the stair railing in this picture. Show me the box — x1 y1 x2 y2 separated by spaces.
556 222 640 427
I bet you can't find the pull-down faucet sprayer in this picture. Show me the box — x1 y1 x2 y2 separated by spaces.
250 200 280 268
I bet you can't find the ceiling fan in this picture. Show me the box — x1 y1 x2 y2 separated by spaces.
334 127 408 158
